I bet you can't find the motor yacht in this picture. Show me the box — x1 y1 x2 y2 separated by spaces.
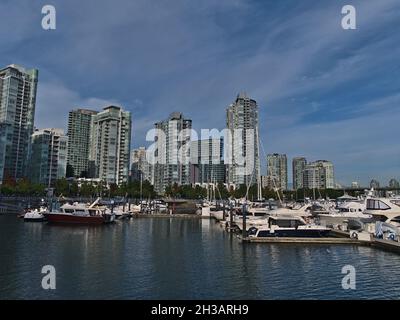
248 215 330 238
44 198 115 224
23 206 48 222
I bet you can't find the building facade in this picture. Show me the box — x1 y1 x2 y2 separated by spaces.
67 108 98 177
89 106 131 185
0 64 38 184
304 160 335 189
152 112 192 193
370 179 380 189
29 128 68 187
292 157 307 190
130 147 152 183
389 178 400 189
190 138 225 185
266 153 288 190
351 181 360 189
226 93 260 187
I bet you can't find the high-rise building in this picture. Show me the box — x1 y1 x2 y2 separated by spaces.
130 147 152 183
389 178 400 189
351 181 360 189
0 64 38 184
260 175 271 189
292 157 306 190
266 153 288 190
304 160 335 189
190 138 225 185
152 112 192 193
226 93 260 187
370 179 380 189
29 128 68 187
89 106 131 185
67 108 98 177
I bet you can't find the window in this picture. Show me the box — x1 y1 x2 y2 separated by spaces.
366 199 391 210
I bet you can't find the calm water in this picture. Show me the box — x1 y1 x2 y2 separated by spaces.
1 214 400 300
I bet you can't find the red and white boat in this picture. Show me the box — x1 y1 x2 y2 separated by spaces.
44 198 115 225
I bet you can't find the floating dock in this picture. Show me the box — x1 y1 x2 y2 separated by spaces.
242 236 363 245
240 229 400 254
132 213 202 219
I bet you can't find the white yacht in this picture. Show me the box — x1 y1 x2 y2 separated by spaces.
248 215 330 238
24 206 48 222
317 200 372 225
364 197 400 227
233 207 271 230
268 203 313 218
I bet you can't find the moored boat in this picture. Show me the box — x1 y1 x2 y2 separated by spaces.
44 198 115 224
248 215 330 238
23 206 48 222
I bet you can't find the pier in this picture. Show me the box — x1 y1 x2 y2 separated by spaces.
211 214 400 254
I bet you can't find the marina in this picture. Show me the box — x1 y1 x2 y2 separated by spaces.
8 186 400 255
1 188 400 300
2 213 400 299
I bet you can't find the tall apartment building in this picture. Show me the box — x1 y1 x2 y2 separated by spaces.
89 106 131 185
266 153 288 190
351 181 360 189
370 179 380 189
0 64 38 184
190 138 225 184
29 128 68 187
226 93 260 187
292 157 307 190
67 108 98 177
304 160 335 189
130 147 152 183
389 178 400 189
152 112 192 193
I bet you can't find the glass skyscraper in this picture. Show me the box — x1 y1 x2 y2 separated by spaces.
89 106 131 185
226 93 260 187
0 64 38 184
29 128 68 187
67 108 98 177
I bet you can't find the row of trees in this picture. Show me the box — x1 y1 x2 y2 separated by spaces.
163 182 353 200
0 178 45 196
54 178 157 199
1 177 364 200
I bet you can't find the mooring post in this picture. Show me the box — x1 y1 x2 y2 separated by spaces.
242 202 247 239
229 202 234 233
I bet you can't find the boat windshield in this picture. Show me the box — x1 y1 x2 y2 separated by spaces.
270 219 305 228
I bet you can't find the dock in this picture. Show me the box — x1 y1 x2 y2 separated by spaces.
242 236 364 245
207 212 400 253
237 228 400 254
131 213 202 219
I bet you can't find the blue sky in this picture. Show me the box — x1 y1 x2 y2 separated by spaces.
1 0 399 186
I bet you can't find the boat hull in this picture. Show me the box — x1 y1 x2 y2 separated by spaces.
252 229 331 238
44 213 109 225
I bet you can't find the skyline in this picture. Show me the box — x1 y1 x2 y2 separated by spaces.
1 0 399 185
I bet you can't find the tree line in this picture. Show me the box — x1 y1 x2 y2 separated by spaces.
0 177 374 200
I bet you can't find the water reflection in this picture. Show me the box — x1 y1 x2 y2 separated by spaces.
2 215 400 299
